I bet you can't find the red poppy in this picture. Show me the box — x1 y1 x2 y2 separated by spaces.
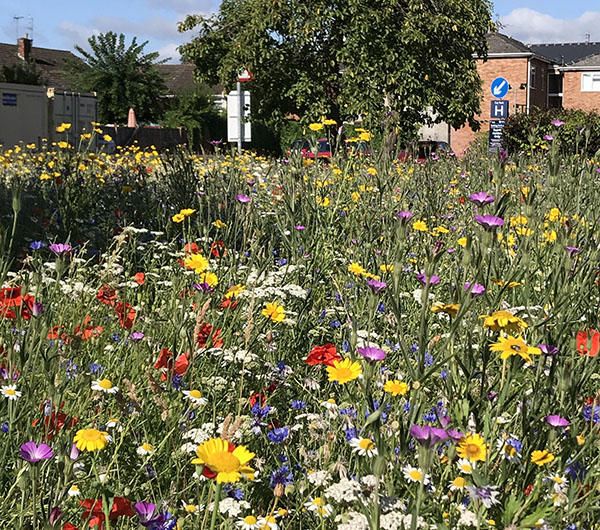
577 330 600 357
153 348 189 381
219 298 239 310
115 302 136 329
0 287 35 320
197 323 223 348
96 285 117 307
210 241 226 258
79 497 134 528
134 272 145 285
63 523 79 530
75 316 104 341
0 286 22 307
249 391 266 408
184 242 199 255
524 484 534 496
32 404 79 442
47 325 64 340
306 344 341 367
200 441 236 480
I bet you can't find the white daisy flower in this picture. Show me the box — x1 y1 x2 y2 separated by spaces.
91 378 119 394
402 465 430 485
181 501 201 514
457 458 474 474
236 515 259 529
68 485 81 497
448 476 467 491
136 443 154 456
349 437 378 457
256 515 278 529
304 497 332 517
182 389 208 405
0 384 21 400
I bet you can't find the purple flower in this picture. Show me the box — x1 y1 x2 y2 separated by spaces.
551 120 565 127
134 502 157 524
474 214 504 230
295 225 306 230
446 429 464 441
235 194 251 203
32 301 44 317
70 443 80 460
464 282 485 296
49 243 71 255
409 424 448 446
366 279 387 292
396 211 413 222
130 331 145 341
544 134 554 141
209 139 223 146
193 283 214 293
49 507 63 525
539 344 558 356
20 442 54 463
357 346 386 361
469 192 494 207
566 246 580 257
416 273 440 286
545 414 569 428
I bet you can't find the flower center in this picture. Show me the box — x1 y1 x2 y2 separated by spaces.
359 439 375 451
98 379 113 389
205 450 240 473
189 390 202 399
465 443 481 458
243 516 257 524
185 504 197 513
5 388 16 396
335 367 352 380
453 477 466 487
409 470 423 481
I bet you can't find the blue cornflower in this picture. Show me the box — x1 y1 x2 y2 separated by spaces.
251 403 272 418
62 360 77 380
277 258 288 266
29 241 44 250
330 320 341 328
89 363 105 375
291 400 306 410
224 485 244 499
424 352 434 366
112 333 120 342
339 407 357 418
377 302 385 312
410 343 418 352
267 427 289 444
345 427 357 441
583 405 600 424
1 422 8 433
276 361 287 373
342 340 350 352
422 412 437 422
440 370 448 380
171 375 184 390
277 453 288 463
270 465 294 487
403 402 411 413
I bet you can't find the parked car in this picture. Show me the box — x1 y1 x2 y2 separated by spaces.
289 138 331 160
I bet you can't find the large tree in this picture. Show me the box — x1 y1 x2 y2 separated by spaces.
71 32 167 123
179 0 492 136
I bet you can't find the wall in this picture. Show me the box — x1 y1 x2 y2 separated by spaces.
529 57 549 109
451 57 530 154
562 71 600 112
0 83 47 147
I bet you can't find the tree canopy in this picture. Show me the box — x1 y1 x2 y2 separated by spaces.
71 32 167 124
179 0 493 136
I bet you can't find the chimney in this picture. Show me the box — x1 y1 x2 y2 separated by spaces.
17 34 32 62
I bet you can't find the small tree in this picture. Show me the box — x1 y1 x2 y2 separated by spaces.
71 32 167 123
0 61 45 85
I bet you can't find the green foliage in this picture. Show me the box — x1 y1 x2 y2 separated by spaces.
161 84 223 149
0 61 45 85
503 107 600 156
178 0 493 137
70 32 168 124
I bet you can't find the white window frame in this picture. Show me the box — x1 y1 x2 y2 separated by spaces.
581 72 600 92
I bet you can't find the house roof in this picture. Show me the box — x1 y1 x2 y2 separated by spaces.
156 64 197 95
486 32 533 55
0 42 82 89
566 52 600 68
529 42 600 66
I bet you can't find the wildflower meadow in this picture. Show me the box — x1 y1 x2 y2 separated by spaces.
1 122 600 530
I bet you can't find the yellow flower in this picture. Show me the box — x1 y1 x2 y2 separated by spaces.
510 215 528 227
172 213 185 223
412 220 428 232
317 196 330 207
576 435 585 445
326 358 362 384
457 237 467 248
543 230 557 243
322 119 337 126
58 141 69 149
380 264 394 273
40 173 51 180
74 428 111 451
198 271 218 287
308 123 324 131
359 132 373 142
515 226 533 237
225 284 245 298
367 167 377 175
56 125 65 133
181 208 196 216
457 433 487 462
480 310 527 333
384 380 409 396
493 278 522 289
547 208 561 222
490 335 541 364
431 302 459 318
531 450 555 466
212 220 226 229
103 134 112 142
351 191 360 203
184 254 209 273
262 302 285 322
348 262 366 276
191 438 255 483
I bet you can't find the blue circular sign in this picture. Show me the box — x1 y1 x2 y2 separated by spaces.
490 77 509 99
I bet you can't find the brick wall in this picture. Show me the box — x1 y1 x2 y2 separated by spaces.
562 71 600 112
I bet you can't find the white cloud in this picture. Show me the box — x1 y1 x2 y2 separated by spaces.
499 8 600 44
144 0 219 15
56 21 100 52
90 15 182 42
157 42 181 64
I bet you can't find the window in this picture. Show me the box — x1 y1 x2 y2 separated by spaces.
582 72 600 92
530 65 537 88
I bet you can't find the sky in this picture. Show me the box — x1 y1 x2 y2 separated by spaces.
0 1 599 64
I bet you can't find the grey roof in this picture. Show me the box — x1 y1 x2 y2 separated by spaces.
0 42 82 89
569 52 600 68
529 42 600 65
156 64 196 95
486 32 532 55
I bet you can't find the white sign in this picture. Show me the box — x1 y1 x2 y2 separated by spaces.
238 69 253 82
227 90 251 142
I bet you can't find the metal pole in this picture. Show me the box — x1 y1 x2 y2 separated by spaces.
237 81 242 154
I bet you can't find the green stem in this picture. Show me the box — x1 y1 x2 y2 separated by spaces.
209 482 222 530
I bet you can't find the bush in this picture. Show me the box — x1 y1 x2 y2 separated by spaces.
503 107 600 156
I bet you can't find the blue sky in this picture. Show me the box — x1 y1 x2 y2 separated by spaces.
0 1 598 63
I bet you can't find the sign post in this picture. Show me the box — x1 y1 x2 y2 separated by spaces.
235 68 253 153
